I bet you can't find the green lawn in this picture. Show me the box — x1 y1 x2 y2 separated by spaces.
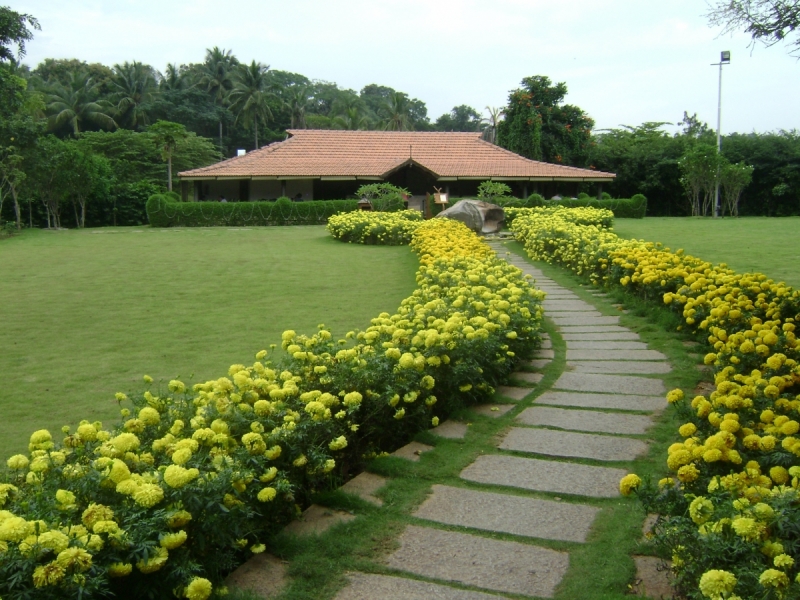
612 217 800 289
0 226 418 458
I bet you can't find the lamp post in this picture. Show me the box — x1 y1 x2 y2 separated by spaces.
711 51 730 218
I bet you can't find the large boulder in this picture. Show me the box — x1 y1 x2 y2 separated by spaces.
435 199 505 234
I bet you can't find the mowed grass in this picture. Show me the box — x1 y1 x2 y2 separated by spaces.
612 216 800 289
0 226 418 458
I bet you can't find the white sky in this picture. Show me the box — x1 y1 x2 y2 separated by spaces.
11 0 800 134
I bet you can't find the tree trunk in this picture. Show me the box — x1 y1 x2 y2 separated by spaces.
254 115 258 150
73 200 80 228
80 197 86 228
167 157 173 192
219 120 223 151
11 185 21 230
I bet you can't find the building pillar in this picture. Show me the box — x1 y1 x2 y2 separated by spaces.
523 183 528 199
596 183 603 200
281 180 286 198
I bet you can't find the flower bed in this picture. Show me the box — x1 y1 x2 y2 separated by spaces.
326 210 423 245
0 218 543 599
504 205 614 229
512 209 800 599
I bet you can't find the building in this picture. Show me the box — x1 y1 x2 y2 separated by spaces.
178 129 614 202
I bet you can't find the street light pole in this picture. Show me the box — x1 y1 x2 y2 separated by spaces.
711 51 730 218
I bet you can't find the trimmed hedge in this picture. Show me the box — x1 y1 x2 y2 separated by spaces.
538 194 647 219
146 195 359 227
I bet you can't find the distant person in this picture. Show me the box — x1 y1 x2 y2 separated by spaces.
220 195 227 203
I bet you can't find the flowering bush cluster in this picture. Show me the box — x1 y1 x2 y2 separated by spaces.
327 210 423 245
512 209 800 599
0 218 542 599
504 205 614 229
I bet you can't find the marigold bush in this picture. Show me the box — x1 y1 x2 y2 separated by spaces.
512 208 800 599
327 210 423 245
0 218 543 599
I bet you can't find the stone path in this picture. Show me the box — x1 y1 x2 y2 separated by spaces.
232 245 671 599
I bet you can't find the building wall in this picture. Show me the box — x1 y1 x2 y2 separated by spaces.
192 179 314 201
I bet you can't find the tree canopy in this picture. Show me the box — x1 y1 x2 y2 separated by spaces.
706 0 800 55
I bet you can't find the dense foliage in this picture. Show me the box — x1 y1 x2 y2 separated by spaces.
146 194 357 228
512 207 800 599
0 218 542 599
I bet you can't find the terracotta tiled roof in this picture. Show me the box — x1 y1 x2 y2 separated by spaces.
179 130 614 181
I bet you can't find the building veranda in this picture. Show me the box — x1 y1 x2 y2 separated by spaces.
178 130 615 203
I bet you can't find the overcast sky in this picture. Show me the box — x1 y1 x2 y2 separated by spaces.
11 0 800 134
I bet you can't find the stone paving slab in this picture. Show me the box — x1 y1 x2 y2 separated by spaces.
524 358 551 370
284 504 356 536
387 525 569 598
548 309 604 318
568 360 672 375
340 472 387 506
334 573 505 600
534 348 555 359
540 337 553 349
392 441 434 461
461 454 626 498
566 349 667 361
414 484 600 543
496 386 531 401
561 332 640 341
535 391 664 413
226 553 287 599
430 420 468 439
550 315 621 326
566 340 649 350
512 371 544 385
517 406 653 435
542 300 597 311
558 325 630 333
471 404 515 418
554 372 666 396
500 427 649 462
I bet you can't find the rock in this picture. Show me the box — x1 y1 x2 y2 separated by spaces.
435 200 505 233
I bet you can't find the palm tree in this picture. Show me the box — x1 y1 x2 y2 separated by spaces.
379 92 412 131
111 61 157 129
160 63 186 91
483 106 504 144
228 61 273 149
281 85 312 129
44 70 116 135
332 106 371 130
199 47 239 148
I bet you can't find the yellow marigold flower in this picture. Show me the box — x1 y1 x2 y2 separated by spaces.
619 474 641 496
265 445 282 460
56 547 93 572
323 459 336 473
143 375 153 384
329 436 348 451
774 554 794 568
133 483 164 507
292 455 307 467
32 561 66 587
160 529 187 550
732 516 762 541
7 454 29 470
760 568 789 589
343 391 363 407
394 408 406 420
108 459 131 484
138 407 160 426
163 465 199 489
398 353 415 369
431 416 440 427
677 464 700 483
770 466 789 485
136 546 168 574
93 520 119 535
241 432 267 455
108 562 133 577
166 510 192 528
37 530 70 553
167 379 186 394
172 447 192 465
260 467 278 483
110 432 140 454
678 423 697 437
116 479 138 496
186 577 213 600
257 487 277 502
251 543 266 554
689 497 714 524
82 504 114 530
698 570 736 598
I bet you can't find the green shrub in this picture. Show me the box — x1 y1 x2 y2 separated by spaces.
146 194 359 227
355 183 408 213
526 193 545 207
519 195 647 219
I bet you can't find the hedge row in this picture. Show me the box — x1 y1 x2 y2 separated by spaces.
0 218 543 599
146 194 359 227
511 208 800 599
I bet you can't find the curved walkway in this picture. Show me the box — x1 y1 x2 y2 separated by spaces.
229 244 672 599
